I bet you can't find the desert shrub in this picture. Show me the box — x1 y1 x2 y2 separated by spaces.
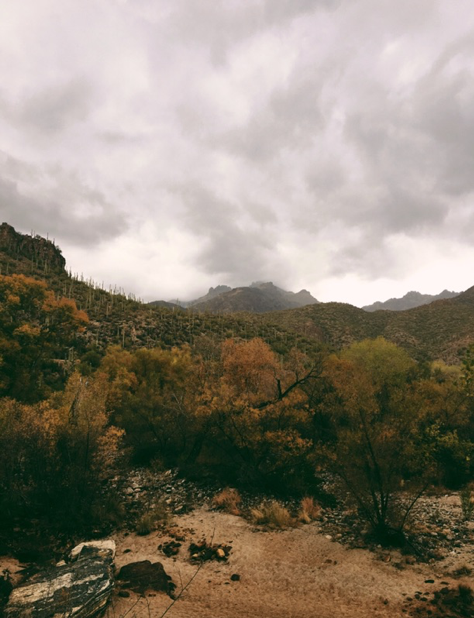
434 431 473 489
212 488 242 515
298 497 321 523
458 583 473 598
135 503 171 535
90 491 127 528
460 485 473 521
452 564 473 577
0 274 88 402
0 372 124 531
250 501 293 529
100 345 200 466
196 339 320 494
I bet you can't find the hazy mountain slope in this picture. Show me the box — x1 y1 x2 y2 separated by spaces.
363 289 459 311
187 285 232 306
191 282 319 313
147 299 184 310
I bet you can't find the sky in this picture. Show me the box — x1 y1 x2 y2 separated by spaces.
1 0 474 307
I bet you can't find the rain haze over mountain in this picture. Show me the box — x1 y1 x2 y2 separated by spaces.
1 0 474 306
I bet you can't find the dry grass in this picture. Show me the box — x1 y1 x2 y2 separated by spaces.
249 500 293 529
298 496 322 524
211 488 242 515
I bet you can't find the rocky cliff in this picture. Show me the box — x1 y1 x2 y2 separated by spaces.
0 222 66 273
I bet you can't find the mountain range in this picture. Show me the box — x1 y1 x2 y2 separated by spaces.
2 221 474 364
157 282 320 313
362 290 459 312
154 282 459 315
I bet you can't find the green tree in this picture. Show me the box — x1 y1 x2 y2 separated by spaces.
317 338 429 542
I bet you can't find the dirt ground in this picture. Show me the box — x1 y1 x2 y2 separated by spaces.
102 506 473 618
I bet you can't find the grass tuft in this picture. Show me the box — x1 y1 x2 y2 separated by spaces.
212 488 242 515
298 497 321 524
250 500 293 529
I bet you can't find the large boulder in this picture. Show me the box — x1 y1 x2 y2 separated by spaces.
4 540 115 618
117 560 175 597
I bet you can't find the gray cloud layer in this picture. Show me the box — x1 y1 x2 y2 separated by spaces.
1 0 474 304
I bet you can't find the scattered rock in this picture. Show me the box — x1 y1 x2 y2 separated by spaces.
403 583 474 618
230 574 240 581
159 540 181 557
188 540 232 563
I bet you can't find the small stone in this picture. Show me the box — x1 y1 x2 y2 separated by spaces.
324 535 332 541
216 549 225 559
118 590 130 598
230 574 240 581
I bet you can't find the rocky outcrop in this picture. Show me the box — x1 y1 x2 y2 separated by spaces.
4 540 115 617
0 222 66 273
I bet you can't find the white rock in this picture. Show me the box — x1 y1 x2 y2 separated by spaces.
70 540 116 561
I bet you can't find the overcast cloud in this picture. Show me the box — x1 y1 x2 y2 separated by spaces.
1 0 474 305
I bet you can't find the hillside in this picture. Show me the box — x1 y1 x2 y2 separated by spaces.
270 291 474 363
363 289 459 312
0 223 322 359
1 223 474 363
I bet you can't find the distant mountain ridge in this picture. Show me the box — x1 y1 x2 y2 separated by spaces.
3 221 474 364
163 281 320 313
363 289 459 312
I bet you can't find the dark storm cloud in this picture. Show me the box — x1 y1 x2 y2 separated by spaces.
409 40 474 196
19 78 93 135
217 70 325 162
177 183 277 284
2 78 94 137
168 0 341 65
0 153 126 247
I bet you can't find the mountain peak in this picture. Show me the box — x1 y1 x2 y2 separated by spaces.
186 281 319 313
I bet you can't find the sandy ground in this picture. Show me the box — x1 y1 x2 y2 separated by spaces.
101 506 473 618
